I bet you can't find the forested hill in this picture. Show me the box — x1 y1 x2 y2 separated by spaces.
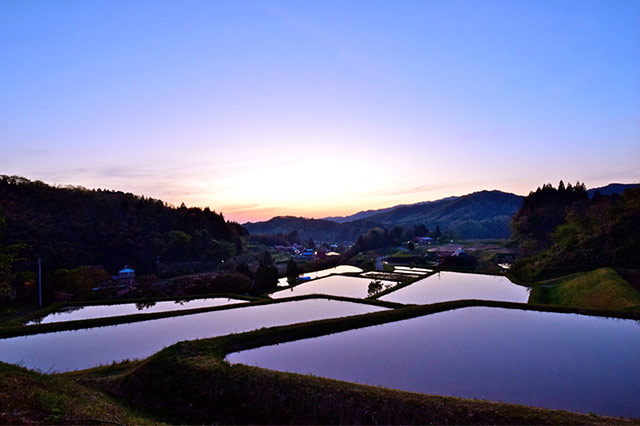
323 197 458 223
359 190 523 236
0 176 245 274
510 182 640 282
243 216 381 243
246 190 525 240
587 183 639 198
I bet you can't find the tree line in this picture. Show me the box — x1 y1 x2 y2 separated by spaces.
510 181 639 282
0 176 246 302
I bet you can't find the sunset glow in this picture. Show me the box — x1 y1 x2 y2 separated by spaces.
1 0 638 222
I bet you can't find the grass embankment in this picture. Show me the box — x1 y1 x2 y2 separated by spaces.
0 294 401 339
96 300 640 425
528 267 640 311
0 362 159 425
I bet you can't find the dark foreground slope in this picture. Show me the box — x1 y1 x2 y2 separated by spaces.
0 362 157 425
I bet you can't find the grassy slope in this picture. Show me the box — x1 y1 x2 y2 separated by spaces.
529 268 640 311
0 362 159 425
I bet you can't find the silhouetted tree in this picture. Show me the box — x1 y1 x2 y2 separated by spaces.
0 206 21 301
433 225 442 239
252 251 278 295
307 238 316 250
286 258 300 285
287 230 301 245
414 223 429 236
235 261 253 280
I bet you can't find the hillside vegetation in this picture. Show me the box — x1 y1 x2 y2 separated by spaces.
529 268 640 311
0 362 157 425
0 175 245 279
243 215 376 242
246 190 524 241
511 182 640 282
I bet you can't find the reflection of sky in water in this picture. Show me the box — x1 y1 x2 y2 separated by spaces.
392 266 431 275
27 298 246 324
277 265 363 286
379 271 529 304
272 275 381 299
1 299 386 373
229 307 640 418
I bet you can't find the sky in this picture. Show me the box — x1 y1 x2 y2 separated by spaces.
1 0 639 223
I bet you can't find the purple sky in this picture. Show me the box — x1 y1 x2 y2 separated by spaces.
1 0 639 222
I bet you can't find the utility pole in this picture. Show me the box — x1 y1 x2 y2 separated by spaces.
38 258 42 307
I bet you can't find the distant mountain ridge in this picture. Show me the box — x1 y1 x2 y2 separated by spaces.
323 196 458 223
243 216 380 243
587 183 639 198
245 183 639 241
245 190 524 240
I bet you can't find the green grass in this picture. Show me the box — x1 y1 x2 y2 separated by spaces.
0 362 160 425
528 268 640 311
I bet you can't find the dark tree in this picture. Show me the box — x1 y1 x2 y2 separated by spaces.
307 238 316 250
235 261 253 280
433 225 442 239
286 230 301 245
286 258 300 285
414 223 429 236
509 182 635 282
0 206 21 302
252 251 278 295
511 180 588 255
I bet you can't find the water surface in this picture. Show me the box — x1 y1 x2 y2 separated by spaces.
379 271 529 304
277 265 363 286
392 266 431 275
272 275 385 299
228 307 640 418
27 297 246 324
1 299 385 373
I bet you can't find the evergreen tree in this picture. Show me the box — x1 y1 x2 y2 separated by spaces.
434 225 442 239
414 223 429 236
235 261 253 280
252 251 278 295
286 230 301 245
0 206 21 302
286 258 300 285
307 238 316 250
